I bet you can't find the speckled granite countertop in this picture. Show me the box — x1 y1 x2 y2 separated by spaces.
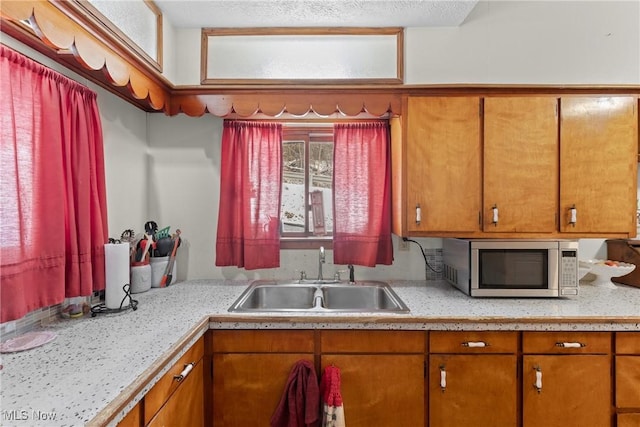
1 279 639 427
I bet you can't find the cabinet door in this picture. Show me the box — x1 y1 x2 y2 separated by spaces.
523 355 612 427
560 96 637 234
147 361 204 427
212 354 314 427
618 413 640 427
484 97 558 233
405 96 481 233
616 356 640 408
429 354 517 427
321 354 425 427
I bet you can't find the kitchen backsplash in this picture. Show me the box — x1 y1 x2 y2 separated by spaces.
0 293 101 341
424 248 443 281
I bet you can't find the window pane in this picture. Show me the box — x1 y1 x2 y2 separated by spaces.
309 140 333 234
281 140 306 232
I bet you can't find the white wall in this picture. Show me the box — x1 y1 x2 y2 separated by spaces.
405 1 640 84
166 1 640 86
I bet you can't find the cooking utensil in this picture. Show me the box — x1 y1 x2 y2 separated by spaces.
154 236 174 257
160 229 181 287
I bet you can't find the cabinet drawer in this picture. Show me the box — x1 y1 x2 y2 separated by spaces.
430 331 518 354
616 356 640 408
321 330 425 353
522 332 611 354
144 337 204 425
117 401 141 427
617 413 640 427
212 330 314 353
617 332 640 354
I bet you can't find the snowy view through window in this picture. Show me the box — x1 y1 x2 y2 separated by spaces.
281 137 333 235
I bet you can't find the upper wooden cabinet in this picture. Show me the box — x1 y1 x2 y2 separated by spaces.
392 96 482 235
392 94 638 238
559 97 638 234
483 97 559 233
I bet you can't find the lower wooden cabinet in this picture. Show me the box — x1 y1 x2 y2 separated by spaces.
429 331 518 427
117 401 142 427
616 332 640 427
522 332 612 427
320 330 426 427
114 329 628 427
618 413 640 427
210 330 315 427
147 361 204 427
146 338 205 427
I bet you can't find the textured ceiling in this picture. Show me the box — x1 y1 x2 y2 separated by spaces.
155 0 479 28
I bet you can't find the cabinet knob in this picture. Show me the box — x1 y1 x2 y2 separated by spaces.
415 204 422 225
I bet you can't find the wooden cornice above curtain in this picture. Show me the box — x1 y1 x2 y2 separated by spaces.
1 1 637 117
0 0 402 117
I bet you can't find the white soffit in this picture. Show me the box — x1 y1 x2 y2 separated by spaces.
155 0 480 28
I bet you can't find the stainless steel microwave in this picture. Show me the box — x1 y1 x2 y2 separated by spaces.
442 239 579 298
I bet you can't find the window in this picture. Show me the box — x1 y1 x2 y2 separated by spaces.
280 125 334 247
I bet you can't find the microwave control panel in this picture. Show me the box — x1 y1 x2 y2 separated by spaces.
560 250 579 295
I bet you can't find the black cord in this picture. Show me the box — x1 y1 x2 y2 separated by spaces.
402 237 442 274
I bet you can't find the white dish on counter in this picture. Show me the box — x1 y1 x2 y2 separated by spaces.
581 260 635 289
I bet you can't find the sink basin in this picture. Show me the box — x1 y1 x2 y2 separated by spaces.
321 284 408 311
228 280 409 313
233 284 316 310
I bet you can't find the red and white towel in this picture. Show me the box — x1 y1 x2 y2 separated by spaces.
320 365 346 427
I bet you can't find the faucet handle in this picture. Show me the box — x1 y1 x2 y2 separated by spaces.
295 270 307 280
334 269 349 281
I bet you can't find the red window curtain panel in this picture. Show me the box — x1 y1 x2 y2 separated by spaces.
215 121 282 270
0 46 108 323
333 122 393 266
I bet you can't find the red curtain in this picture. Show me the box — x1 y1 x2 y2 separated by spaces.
333 122 393 266
0 46 108 323
215 121 282 270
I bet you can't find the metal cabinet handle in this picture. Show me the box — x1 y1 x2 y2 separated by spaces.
439 365 446 391
174 362 195 382
415 204 421 225
555 342 586 348
534 366 542 393
491 205 499 225
462 341 488 348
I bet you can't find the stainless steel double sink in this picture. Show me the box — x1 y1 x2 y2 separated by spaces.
228 280 410 313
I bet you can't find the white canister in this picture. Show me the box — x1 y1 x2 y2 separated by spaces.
130 263 151 294
150 256 177 287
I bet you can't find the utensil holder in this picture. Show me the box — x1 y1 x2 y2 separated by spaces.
150 256 177 287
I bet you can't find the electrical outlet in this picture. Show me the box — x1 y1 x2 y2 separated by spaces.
398 238 410 251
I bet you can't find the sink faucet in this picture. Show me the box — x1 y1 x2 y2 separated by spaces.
318 246 325 280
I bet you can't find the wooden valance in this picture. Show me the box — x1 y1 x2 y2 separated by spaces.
1 1 638 118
